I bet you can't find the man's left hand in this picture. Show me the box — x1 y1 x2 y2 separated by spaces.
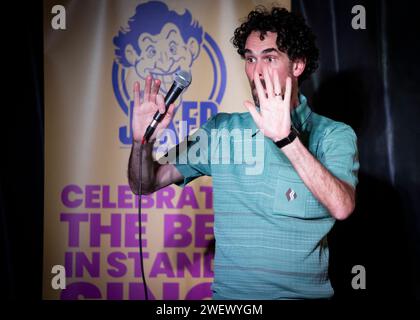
244 67 293 142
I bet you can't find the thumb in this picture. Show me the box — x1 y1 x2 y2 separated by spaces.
244 100 263 129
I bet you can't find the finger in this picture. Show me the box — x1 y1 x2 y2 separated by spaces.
161 103 176 127
133 81 141 106
244 100 263 128
273 72 282 100
156 94 166 114
144 75 152 102
284 77 292 108
263 67 274 99
165 103 175 118
253 69 267 105
150 79 161 103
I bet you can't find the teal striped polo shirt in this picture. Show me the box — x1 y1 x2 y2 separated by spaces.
172 94 359 299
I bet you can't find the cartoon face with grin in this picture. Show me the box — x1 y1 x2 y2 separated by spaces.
126 23 199 93
114 2 202 96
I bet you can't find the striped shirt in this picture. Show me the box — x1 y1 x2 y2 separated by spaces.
173 94 359 299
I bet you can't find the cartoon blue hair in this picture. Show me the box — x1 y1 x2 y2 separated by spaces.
113 1 203 67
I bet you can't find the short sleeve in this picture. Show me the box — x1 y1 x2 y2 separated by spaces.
319 124 360 188
165 115 217 187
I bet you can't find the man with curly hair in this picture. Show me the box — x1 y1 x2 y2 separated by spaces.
129 6 359 300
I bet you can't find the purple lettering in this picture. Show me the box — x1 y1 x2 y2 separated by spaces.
164 214 192 247
128 252 149 277
64 251 73 276
107 252 127 277
85 185 101 208
185 282 212 300
118 185 132 208
107 282 123 300
199 186 213 209
128 283 156 300
102 185 116 208
61 185 82 208
140 194 154 209
60 213 89 247
156 186 175 208
177 252 201 278
75 252 100 277
162 282 179 300
125 214 147 247
177 186 199 209
90 213 121 247
61 282 101 300
150 252 175 278
195 214 214 247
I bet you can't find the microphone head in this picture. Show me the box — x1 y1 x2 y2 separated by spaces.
174 70 192 88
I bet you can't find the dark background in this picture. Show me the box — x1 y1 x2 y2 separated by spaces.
1 0 419 301
294 0 420 300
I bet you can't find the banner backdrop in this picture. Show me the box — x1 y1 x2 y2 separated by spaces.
43 0 289 300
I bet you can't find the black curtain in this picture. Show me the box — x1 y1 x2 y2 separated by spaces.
293 0 420 299
1 0 44 301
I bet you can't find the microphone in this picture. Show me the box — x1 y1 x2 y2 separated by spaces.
142 70 192 144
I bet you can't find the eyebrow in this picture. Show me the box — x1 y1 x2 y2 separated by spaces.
166 29 177 39
142 36 157 43
244 48 279 55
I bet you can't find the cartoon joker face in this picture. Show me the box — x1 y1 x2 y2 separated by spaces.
124 23 199 94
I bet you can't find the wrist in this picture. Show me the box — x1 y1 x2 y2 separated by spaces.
274 127 299 149
133 138 155 148
273 130 291 143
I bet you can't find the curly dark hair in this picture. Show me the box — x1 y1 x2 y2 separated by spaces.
232 6 319 83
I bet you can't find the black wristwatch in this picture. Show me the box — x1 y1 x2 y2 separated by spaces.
274 127 299 149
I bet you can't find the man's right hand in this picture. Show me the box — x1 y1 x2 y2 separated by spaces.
132 75 176 143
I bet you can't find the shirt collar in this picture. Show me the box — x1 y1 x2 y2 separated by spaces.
291 93 312 131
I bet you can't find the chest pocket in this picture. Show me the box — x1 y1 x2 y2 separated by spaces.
269 160 307 218
268 147 329 219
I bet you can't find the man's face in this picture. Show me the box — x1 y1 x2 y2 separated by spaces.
244 31 292 106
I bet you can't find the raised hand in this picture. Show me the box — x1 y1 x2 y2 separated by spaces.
244 67 292 142
132 75 176 143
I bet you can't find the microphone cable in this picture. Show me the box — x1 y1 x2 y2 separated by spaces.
137 137 148 300
135 70 191 300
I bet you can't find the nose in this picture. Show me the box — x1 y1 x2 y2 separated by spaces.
158 51 168 64
254 60 264 79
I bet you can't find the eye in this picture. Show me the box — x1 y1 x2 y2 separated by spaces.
245 56 256 63
265 56 276 63
169 41 177 55
146 46 156 58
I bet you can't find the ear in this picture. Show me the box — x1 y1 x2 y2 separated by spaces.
292 59 306 78
124 44 138 66
187 38 200 60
